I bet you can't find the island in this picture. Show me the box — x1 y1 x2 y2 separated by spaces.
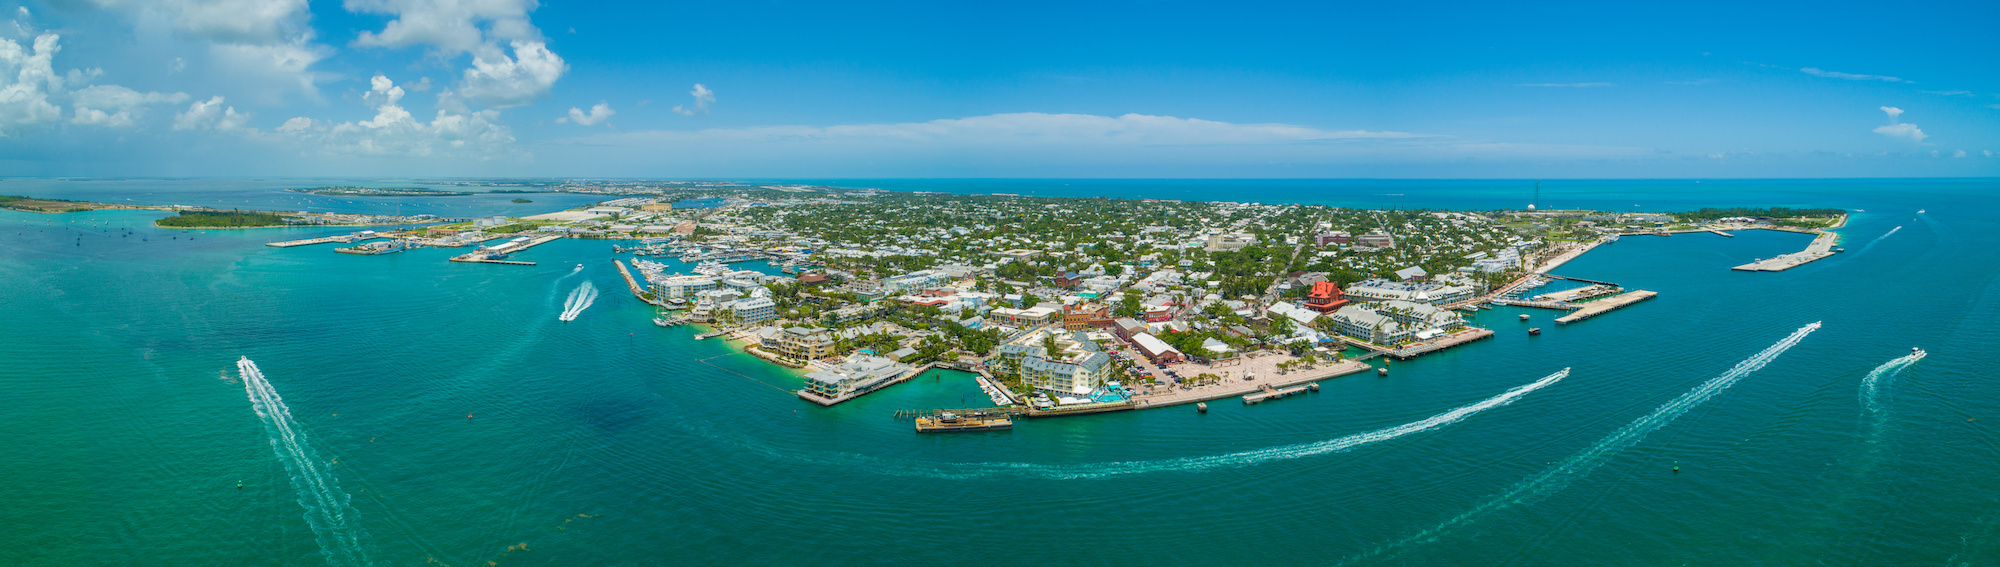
512 198 533 203
290 186 473 197
254 185 1848 430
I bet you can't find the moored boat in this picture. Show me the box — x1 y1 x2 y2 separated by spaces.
915 412 1013 433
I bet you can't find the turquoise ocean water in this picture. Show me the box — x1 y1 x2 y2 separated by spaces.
2 178 1997 565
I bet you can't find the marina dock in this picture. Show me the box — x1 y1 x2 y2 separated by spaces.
1243 384 1311 405
1555 290 1657 324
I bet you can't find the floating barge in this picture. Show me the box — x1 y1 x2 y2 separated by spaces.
907 408 1020 433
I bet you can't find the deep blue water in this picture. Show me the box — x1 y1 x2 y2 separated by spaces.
1 178 1996 566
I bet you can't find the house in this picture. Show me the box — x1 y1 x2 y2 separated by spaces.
1357 232 1395 248
1052 271 1085 289
798 272 832 286
1315 231 1351 246
1304 281 1351 313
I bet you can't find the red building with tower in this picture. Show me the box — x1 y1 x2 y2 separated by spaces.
1304 281 1350 314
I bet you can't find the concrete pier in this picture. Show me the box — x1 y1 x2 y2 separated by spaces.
266 233 380 247
1733 232 1839 272
1556 290 1657 324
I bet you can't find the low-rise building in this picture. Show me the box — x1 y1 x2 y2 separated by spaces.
651 275 718 299
1304 281 1351 313
1327 300 1466 345
1062 303 1110 330
801 355 914 399
1131 332 1183 364
760 326 835 360
732 297 776 323
1357 232 1395 248
995 328 1113 394
1346 278 1476 305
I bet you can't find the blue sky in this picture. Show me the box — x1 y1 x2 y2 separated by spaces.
1 0 1995 178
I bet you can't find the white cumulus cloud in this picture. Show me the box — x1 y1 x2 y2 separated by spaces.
457 41 566 107
279 75 515 158
70 84 190 128
1954 149 1967 158
347 0 565 107
173 96 253 130
671 83 714 116
86 0 326 98
560 102 613 125
0 33 64 136
1872 106 1928 144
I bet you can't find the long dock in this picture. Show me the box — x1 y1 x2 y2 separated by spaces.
266 234 380 248
1733 232 1839 272
1556 290 1657 324
613 259 668 307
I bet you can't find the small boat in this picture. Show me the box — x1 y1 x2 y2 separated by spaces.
1377 367 1389 377
1913 346 1924 355
1196 402 1208 413
1529 328 1543 336
1918 209 1926 214
1519 314 1530 321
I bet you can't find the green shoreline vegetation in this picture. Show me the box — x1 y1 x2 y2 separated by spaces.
155 210 290 228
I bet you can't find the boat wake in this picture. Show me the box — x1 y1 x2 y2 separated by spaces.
1860 348 1925 423
237 358 374 567
559 281 598 322
773 368 1570 480
1850 225 1901 256
1338 322 1820 565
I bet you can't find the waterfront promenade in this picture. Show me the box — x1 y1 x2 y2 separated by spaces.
1133 356 1372 410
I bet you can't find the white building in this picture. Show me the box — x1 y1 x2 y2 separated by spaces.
731 296 777 323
